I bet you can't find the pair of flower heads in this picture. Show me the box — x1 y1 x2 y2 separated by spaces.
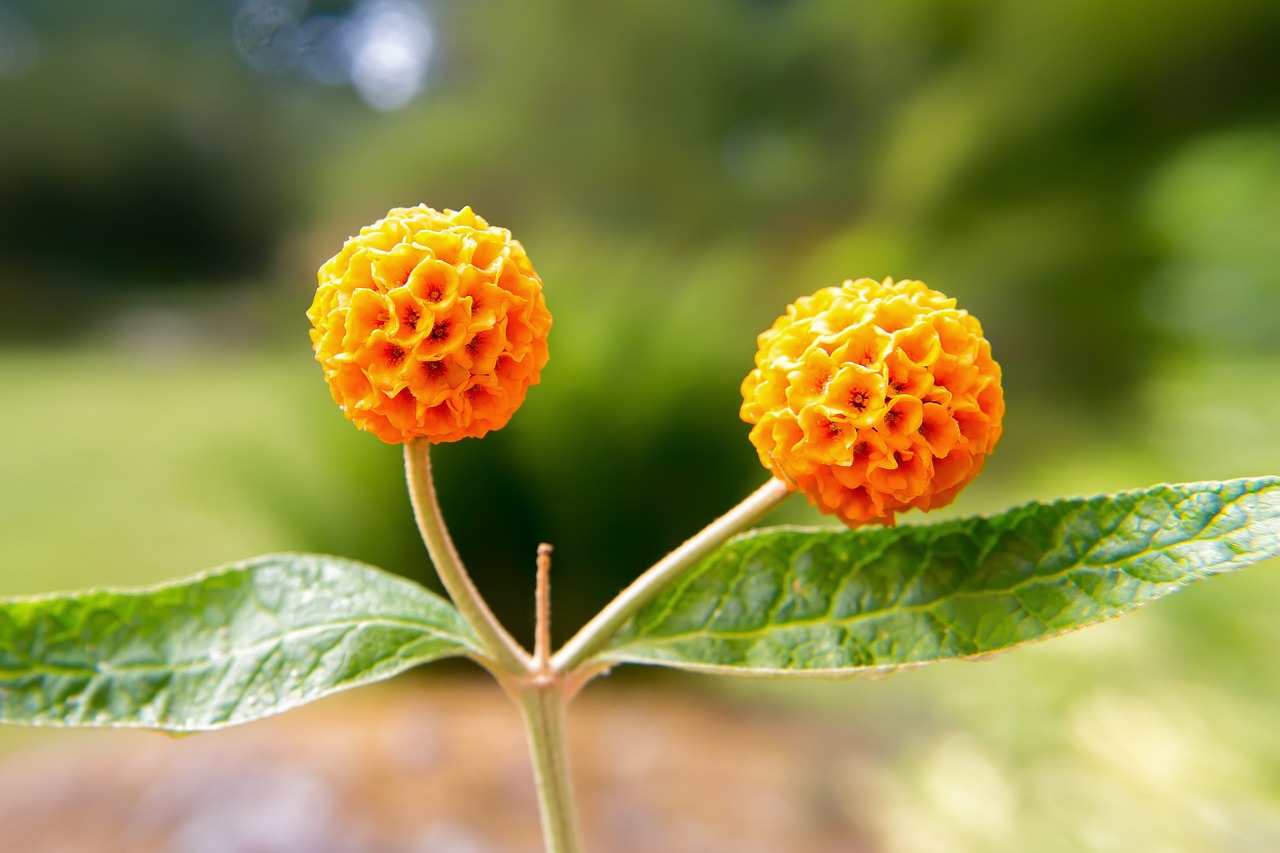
308 205 1004 528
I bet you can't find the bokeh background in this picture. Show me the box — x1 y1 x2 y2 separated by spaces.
1 0 1277 850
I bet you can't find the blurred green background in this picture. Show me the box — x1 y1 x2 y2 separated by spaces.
1 0 1277 849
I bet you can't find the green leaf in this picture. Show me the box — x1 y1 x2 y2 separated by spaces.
0 553 480 731
602 477 1280 677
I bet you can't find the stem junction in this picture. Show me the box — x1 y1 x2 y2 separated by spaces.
403 440 791 852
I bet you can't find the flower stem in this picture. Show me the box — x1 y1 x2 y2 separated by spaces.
404 448 790 851
404 439 531 674
551 477 792 674
516 683 583 853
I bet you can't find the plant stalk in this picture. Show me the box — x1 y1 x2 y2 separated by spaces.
404 439 531 674
517 683 583 853
406 450 789 852
551 477 792 673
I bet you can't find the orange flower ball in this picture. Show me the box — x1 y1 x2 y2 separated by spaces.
308 205 551 444
741 277 1003 527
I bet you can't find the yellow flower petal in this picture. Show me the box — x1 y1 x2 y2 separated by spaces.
823 365 887 427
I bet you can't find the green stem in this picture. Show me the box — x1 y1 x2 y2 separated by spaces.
551 477 792 674
404 448 790 852
516 684 583 853
404 439 531 674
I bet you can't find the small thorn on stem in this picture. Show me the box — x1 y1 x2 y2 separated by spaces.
534 543 553 673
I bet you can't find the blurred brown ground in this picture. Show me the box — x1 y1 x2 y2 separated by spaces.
0 678 877 853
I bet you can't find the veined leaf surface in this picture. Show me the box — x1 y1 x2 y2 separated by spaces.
602 477 1280 677
0 554 478 730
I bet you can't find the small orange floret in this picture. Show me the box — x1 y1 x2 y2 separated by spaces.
740 277 1003 527
308 205 552 443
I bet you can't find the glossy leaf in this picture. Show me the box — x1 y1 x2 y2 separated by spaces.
0 554 480 730
602 477 1280 677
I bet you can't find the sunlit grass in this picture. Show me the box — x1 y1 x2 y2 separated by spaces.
0 346 398 595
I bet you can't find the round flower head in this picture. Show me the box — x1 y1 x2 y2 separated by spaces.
308 205 551 443
741 277 1003 527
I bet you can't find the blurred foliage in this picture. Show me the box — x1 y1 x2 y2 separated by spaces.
0 0 1275 635
0 0 1276 647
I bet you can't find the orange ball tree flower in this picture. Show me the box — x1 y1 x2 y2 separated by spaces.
308 205 552 444
741 277 1004 526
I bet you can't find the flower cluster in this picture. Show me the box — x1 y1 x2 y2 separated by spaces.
741 277 1003 527
308 205 551 444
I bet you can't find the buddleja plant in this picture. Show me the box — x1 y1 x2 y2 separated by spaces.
2 205 1276 852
